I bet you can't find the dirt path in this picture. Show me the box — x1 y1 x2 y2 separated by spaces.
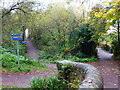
86 48 120 89
2 39 58 88
2 64 57 88
26 39 40 60
2 47 120 88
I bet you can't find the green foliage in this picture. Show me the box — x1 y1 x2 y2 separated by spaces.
3 0 117 61
74 51 86 58
39 59 61 64
31 75 82 89
101 44 112 52
60 63 83 88
117 55 120 60
70 24 98 57
111 40 120 57
72 56 97 62
39 50 53 59
0 85 22 88
61 63 72 69
31 76 67 89
39 54 97 64
0 47 48 72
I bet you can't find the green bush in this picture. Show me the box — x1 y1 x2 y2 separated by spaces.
111 40 120 57
71 56 97 62
31 76 67 89
69 24 98 57
0 46 8 52
74 51 86 58
0 47 48 72
102 44 111 52
39 50 53 59
1 52 18 68
117 55 120 60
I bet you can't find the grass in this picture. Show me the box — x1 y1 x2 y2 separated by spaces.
72 56 97 62
38 56 97 64
4 63 49 72
0 85 22 88
39 59 61 64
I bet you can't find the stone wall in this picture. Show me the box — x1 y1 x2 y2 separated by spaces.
57 60 103 89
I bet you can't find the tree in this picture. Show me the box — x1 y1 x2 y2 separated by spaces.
95 1 120 44
2 1 35 49
94 0 120 57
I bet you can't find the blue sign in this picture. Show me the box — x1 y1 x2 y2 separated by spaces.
22 41 27 44
11 33 23 40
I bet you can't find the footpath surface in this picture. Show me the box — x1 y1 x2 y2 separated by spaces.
2 64 57 88
26 39 40 60
86 48 120 89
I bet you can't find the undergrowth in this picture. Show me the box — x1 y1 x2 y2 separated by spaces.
0 46 48 72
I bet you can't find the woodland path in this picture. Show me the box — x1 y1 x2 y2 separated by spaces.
26 39 40 60
2 64 57 88
86 48 120 89
1 42 120 88
2 39 58 88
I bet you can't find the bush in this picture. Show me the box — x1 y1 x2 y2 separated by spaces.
0 47 48 72
102 44 111 52
31 76 67 89
71 56 97 62
39 50 53 59
74 51 86 58
69 24 98 57
111 40 120 57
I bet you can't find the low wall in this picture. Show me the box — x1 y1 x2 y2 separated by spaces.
57 60 103 89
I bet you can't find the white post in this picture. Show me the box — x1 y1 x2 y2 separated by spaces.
25 29 29 39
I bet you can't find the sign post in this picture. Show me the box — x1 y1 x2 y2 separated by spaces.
16 40 20 69
11 33 23 70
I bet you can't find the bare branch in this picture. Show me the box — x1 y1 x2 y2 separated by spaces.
2 1 26 18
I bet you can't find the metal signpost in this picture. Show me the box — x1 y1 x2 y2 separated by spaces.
11 33 23 70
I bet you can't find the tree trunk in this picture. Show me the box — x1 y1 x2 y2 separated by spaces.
118 19 120 45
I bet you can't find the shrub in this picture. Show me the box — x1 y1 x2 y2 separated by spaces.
111 40 120 57
117 55 120 60
102 44 111 52
31 76 67 89
74 51 86 58
39 50 53 59
69 24 98 57
72 56 97 62
1 47 48 72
